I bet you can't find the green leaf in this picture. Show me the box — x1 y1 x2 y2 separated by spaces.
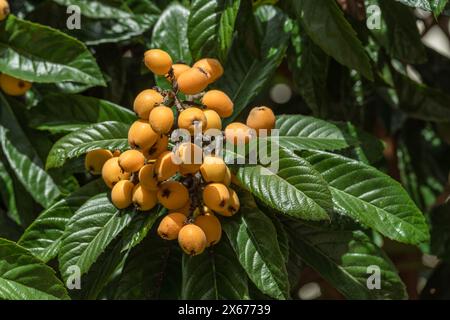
58 193 135 281
29 94 136 133
0 15 105 86
275 115 356 151
221 189 289 299
301 150 430 245
46 121 129 169
181 238 249 300
0 238 69 300
18 179 108 262
151 4 192 63
115 233 182 299
235 148 331 221
188 0 240 61
283 220 407 299
0 160 19 225
219 5 290 125
292 0 373 80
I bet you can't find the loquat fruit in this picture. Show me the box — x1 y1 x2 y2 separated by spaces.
144 49 173 75
178 107 207 134
0 74 32 96
154 151 179 181
128 120 159 150
193 58 224 83
170 199 192 216
102 157 131 189
203 183 230 212
195 213 222 246
200 156 227 183
224 122 254 145
168 64 191 81
0 0 9 21
132 183 158 211
217 188 240 217
203 109 222 131
246 106 276 135
176 142 203 175
202 90 233 118
178 224 207 256
149 105 174 134
138 164 159 191
143 134 169 160
111 180 134 209
157 181 189 210
222 166 231 186
157 212 186 240
177 67 209 95
85 149 113 175
118 149 145 173
133 89 164 119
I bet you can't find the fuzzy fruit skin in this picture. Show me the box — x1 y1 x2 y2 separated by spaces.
133 89 164 119
102 157 131 189
157 181 189 210
111 180 134 209
224 122 254 145
118 150 145 173
149 105 174 134
142 134 168 160
0 0 10 21
154 151 179 181
219 188 240 217
132 183 158 211
0 74 32 96
200 156 227 183
170 200 191 216
128 120 159 150
195 214 222 246
203 109 222 131
168 64 190 81
85 149 113 175
193 58 224 83
178 107 207 134
202 90 233 118
158 213 186 240
177 67 209 95
178 224 207 256
144 49 173 75
203 183 230 212
138 164 159 191
246 106 276 135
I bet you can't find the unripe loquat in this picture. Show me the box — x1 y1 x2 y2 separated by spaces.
149 105 174 134
132 183 158 211
178 224 207 256
224 122 254 145
0 74 32 96
178 107 207 134
0 0 10 21
157 212 186 240
85 149 113 175
193 58 224 83
128 120 159 150
118 150 145 173
111 180 134 209
200 156 227 183
138 164 159 191
143 134 169 160
177 67 209 95
202 90 233 118
203 109 222 130
154 151 179 181
203 183 230 212
133 89 164 119
102 157 131 189
144 49 173 75
168 64 191 80
157 181 189 210
246 106 276 135
195 213 222 246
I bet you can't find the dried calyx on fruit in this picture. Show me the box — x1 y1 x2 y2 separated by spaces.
82 48 276 255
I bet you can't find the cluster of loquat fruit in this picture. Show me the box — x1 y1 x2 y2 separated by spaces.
84 49 276 256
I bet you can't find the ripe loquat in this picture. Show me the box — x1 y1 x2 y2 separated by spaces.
217 188 240 217
177 67 209 95
224 122 254 145
154 151 179 181
157 181 189 210
102 157 131 189
157 212 186 240
144 49 173 75
85 149 113 175
128 120 159 150
118 149 145 173
111 180 134 209
222 166 231 186
0 0 10 21
178 107 207 134
202 90 233 118
195 213 222 246
132 183 158 211
178 224 207 256
133 89 164 119
170 199 192 216
200 156 227 183
138 164 159 191
149 105 174 134
203 183 230 212
203 109 222 131
193 58 224 83
0 74 32 96
143 134 169 160
246 106 276 135
168 64 191 80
